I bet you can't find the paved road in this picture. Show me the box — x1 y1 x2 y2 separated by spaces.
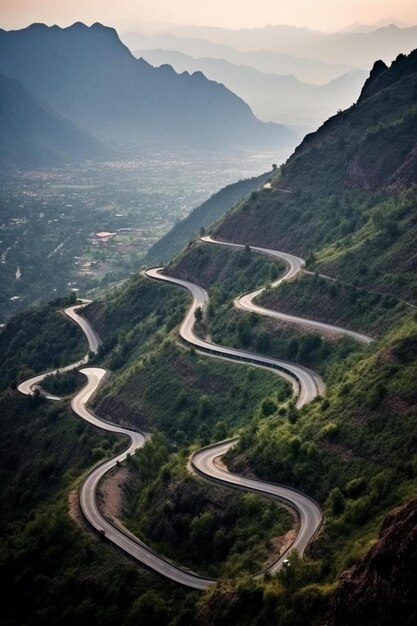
144 266 325 571
17 301 101 399
19 230 363 588
191 441 322 573
17 301 215 590
74 368 214 590
201 236 373 345
145 268 325 406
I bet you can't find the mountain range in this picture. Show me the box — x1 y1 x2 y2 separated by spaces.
137 48 367 131
0 73 107 169
141 23 417 67
122 32 353 84
0 22 297 150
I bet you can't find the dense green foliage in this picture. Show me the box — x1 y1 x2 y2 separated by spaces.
314 191 417 303
258 272 410 337
0 391 120 532
226 314 417 578
0 392 194 626
95 338 289 442
0 294 84 392
166 240 285 296
41 370 85 396
85 273 188 371
202 307 361 377
124 435 293 577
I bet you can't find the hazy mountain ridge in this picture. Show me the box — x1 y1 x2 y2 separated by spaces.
137 48 367 130
143 23 417 67
0 22 297 148
0 73 108 169
122 31 354 83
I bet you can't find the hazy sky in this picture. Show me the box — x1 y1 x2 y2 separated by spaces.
1 0 416 32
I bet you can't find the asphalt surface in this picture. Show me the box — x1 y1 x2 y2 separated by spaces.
191 440 322 573
17 230 368 589
145 267 325 406
17 301 215 589
201 236 373 345
17 301 100 399
74 368 214 591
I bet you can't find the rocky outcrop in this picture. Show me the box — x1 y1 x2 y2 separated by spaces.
358 59 388 100
329 499 417 626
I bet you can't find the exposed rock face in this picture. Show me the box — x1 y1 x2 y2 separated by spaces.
329 499 417 626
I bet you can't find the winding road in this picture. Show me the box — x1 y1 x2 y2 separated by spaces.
17 236 372 590
201 236 373 345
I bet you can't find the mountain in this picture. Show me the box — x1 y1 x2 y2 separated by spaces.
121 31 355 84
152 47 417 621
298 25 417 66
143 23 417 68
3 46 417 626
164 23 326 52
0 23 297 149
137 48 367 131
339 19 412 33
215 49 417 280
0 73 107 169
145 170 272 264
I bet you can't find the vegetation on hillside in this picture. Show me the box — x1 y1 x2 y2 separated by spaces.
0 294 84 392
122 434 293 578
258 272 410 337
165 239 285 296
145 171 272 265
3 47 417 626
215 52 417 305
226 313 417 580
95 337 290 442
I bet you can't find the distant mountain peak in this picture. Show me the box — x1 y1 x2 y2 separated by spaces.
0 22 297 148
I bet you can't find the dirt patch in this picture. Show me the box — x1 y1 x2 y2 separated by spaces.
263 528 298 568
95 395 152 431
213 455 229 473
97 465 131 522
68 488 97 537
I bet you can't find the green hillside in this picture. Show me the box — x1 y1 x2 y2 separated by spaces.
145 170 272 265
215 50 417 302
2 48 417 626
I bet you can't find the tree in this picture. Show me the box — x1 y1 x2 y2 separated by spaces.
329 487 345 515
194 306 203 322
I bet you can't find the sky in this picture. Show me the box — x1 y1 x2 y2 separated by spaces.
0 0 416 32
